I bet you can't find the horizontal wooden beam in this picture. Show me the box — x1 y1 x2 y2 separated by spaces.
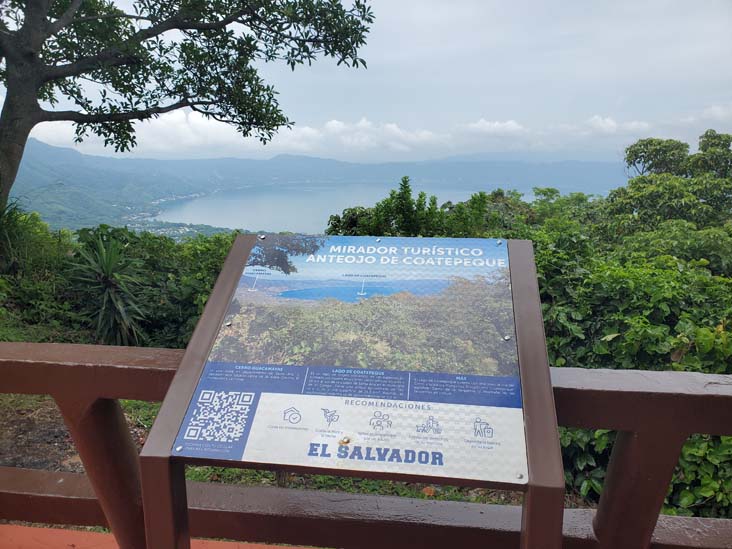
2 342 731 434
1 467 730 549
550 367 732 435
0 467 107 527
0 342 181 401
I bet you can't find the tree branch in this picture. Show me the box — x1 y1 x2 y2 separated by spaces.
43 8 248 82
44 49 143 82
64 13 152 25
46 0 84 36
40 99 217 123
189 103 236 125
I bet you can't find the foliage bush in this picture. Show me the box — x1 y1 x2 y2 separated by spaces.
324 130 732 517
73 225 237 348
71 235 147 345
2 129 731 516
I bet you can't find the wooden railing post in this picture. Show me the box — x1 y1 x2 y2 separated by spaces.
593 428 689 549
55 396 147 549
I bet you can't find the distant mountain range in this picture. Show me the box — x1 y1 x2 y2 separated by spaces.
12 138 627 232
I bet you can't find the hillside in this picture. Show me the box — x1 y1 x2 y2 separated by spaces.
12 139 626 231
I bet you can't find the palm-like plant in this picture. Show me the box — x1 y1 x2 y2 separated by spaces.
0 201 24 274
71 236 146 346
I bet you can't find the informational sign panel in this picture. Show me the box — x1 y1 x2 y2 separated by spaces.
173 236 528 484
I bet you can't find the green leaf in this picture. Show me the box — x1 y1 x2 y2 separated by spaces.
695 327 715 354
678 490 696 508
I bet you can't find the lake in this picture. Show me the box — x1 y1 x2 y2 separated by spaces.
279 286 400 302
155 182 481 233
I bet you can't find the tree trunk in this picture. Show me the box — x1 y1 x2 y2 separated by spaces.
0 92 37 207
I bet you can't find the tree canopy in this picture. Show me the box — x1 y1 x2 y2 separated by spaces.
0 0 373 203
624 137 689 176
624 129 732 178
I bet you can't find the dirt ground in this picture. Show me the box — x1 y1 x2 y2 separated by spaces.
0 395 148 474
0 395 84 473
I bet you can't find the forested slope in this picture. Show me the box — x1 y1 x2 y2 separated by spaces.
1 130 731 516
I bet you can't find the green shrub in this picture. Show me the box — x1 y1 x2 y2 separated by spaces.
326 164 732 516
70 235 146 345
4 129 732 515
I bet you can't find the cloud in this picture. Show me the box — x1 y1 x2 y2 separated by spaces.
586 115 617 133
675 104 732 126
464 119 525 135
586 115 650 134
30 112 449 160
619 120 651 132
29 108 721 163
701 104 732 122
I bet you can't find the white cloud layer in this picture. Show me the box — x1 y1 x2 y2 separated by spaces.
701 104 732 122
30 113 451 160
32 110 676 161
585 116 650 135
464 119 525 135
29 104 730 161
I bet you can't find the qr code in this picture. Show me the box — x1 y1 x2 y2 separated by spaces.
183 391 254 443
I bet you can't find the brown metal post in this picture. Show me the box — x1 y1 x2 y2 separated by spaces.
140 456 190 549
593 428 689 549
139 235 258 548
521 483 565 549
55 396 146 549
509 240 565 549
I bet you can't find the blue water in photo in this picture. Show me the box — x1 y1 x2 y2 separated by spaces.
273 277 456 302
279 286 400 302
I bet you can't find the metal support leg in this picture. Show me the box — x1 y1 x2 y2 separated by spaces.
521 482 565 549
140 455 190 549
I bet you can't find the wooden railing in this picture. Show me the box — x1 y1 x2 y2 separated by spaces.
1 341 731 549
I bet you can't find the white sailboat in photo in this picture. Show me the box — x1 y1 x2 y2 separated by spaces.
247 274 259 292
357 278 367 296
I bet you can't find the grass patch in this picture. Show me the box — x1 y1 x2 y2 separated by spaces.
186 466 276 485
121 400 160 430
0 393 49 414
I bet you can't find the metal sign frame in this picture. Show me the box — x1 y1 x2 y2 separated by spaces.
140 234 564 548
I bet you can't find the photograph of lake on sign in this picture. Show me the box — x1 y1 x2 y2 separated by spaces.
208 235 518 378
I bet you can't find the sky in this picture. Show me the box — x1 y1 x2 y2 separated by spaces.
20 0 732 162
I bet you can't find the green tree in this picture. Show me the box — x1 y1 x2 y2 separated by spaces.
326 176 435 236
0 0 373 204
624 137 689 176
619 219 732 277
603 173 732 235
326 179 532 238
688 129 732 178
